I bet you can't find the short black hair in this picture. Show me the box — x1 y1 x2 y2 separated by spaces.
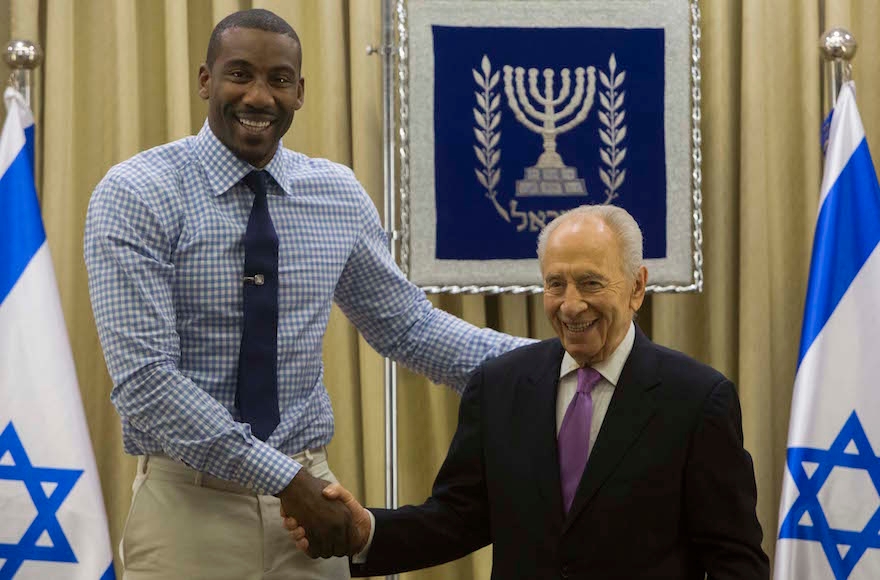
206 9 302 68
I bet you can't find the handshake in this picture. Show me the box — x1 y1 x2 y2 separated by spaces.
277 468 372 559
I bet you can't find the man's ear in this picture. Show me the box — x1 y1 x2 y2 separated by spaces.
294 77 305 110
630 266 648 311
198 64 210 100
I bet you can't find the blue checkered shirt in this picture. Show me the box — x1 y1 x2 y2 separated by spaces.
84 122 531 494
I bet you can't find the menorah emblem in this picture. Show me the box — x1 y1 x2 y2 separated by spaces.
502 64 596 196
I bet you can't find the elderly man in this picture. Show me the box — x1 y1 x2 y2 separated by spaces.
287 204 770 580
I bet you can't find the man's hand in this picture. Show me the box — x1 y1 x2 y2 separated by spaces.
276 470 353 558
283 483 372 557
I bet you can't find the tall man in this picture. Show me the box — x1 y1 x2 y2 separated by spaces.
84 9 529 580
288 205 770 580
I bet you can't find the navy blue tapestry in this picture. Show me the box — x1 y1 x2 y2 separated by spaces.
432 25 667 260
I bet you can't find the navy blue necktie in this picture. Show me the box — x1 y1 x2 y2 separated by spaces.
236 171 280 441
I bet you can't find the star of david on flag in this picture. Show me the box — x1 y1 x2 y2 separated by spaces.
0 87 115 579
774 82 880 579
1 424 83 574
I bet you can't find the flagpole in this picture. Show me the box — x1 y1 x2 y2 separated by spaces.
3 39 42 108
818 0 824 121
819 28 856 113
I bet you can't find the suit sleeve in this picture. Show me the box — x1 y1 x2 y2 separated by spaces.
350 368 491 577
685 379 770 580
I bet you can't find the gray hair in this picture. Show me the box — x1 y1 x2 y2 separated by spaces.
536 205 644 277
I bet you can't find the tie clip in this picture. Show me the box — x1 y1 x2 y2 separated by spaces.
243 274 265 286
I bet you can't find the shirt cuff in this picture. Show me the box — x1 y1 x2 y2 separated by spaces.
233 441 301 495
350 509 376 564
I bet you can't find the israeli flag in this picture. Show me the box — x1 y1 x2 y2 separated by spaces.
0 88 115 579
775 82 880 579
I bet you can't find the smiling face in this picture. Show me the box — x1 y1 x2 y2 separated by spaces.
198 26 305 167
542 215 647 366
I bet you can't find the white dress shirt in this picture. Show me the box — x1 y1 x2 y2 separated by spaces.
556 321 636 454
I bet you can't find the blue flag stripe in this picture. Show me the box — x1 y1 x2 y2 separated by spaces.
0 131 44 307
798 138 880 364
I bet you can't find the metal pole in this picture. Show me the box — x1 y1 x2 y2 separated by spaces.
369 2 400 578
819 28 856 113
380 0 400 516
3 40 42 109
818 0 825 122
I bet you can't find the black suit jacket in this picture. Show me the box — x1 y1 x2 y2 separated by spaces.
352 328 769 579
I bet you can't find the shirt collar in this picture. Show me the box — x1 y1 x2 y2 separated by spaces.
559 321 636 385
192 120 293 197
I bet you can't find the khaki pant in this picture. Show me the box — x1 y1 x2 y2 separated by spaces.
120 448 349 580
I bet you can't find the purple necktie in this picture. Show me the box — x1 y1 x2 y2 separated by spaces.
558 366 602 513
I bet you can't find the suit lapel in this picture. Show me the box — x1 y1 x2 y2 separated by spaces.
562 327 661 534
517 339 566 528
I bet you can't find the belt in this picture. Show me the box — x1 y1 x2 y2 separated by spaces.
138 446 327 496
